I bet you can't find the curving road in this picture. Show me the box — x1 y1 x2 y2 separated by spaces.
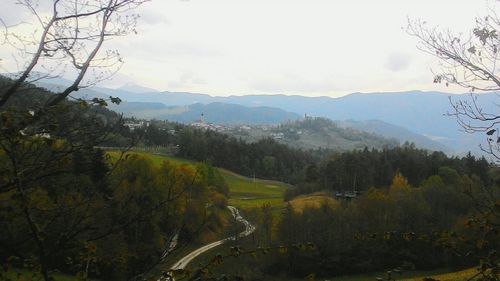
161 206 255 280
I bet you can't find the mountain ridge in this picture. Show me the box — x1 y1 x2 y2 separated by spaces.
111 101 301 125
29 77 490 154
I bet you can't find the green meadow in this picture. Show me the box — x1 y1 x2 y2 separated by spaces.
218 168 288 214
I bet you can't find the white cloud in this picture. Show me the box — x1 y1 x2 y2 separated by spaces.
0 0 491 97
168 71 206 89
385 53 412 72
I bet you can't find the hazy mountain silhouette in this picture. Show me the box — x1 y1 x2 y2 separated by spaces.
112 102 301 125
32 77 494 155
335 119 451 153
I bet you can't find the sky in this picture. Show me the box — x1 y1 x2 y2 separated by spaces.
0 0 492 97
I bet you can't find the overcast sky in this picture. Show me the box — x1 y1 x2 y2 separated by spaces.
0 0 492 97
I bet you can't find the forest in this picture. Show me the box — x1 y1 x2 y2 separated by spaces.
0 77 233 280
265 168 497 279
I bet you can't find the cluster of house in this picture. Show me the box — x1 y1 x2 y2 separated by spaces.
124 120 150 131
123 113 309 142
188 119 308 141
269 128 304 140
334 190 361 200
270 132 285 139
189 122 272 133
190 122 228 132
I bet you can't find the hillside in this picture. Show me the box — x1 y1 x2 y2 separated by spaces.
33 78 487 154
112 102 301 125
107 150 289 214
289 192 339 213
221 91 489 154
336 119 451 153
225 117 399 151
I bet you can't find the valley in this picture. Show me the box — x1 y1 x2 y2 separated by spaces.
105 150 487 281
36 78 483 154
2 74 498 281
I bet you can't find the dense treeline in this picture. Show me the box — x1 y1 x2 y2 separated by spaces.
223 168 498 280
277 172 471 276
117 120 315 183
118 119 493 194
206 142 498 280
286 144 491 199
177 129 312 183
272 169 499 278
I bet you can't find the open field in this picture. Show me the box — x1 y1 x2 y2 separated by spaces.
106 150 192 166
289 192 340 213
220 168 288 214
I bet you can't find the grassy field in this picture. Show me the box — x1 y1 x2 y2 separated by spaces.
289 192 339 213
107 150 192 166
219 168 288 214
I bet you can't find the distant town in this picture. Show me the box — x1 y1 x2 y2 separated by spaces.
123 113 301 141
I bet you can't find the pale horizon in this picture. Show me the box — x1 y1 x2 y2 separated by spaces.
0 0 492 97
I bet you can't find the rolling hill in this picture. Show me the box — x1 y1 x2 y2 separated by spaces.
111 102 301 125
335 119 451 153
31 77 492 154
220 91 490 154
225 117 399 151
75 85 490 154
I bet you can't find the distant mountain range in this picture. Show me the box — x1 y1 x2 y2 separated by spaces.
116 83 159 94
29 77 497 155
111 101 301 125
